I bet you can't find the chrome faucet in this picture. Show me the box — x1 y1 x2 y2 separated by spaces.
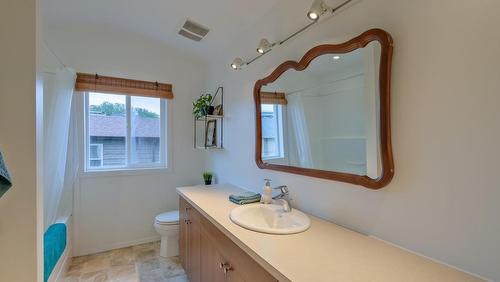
272 185 292 212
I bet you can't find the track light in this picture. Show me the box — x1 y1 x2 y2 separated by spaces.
230 0 353 69
256 39 273 54
230 58 244 70
307 0 327 21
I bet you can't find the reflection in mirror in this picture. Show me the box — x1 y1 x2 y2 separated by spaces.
259 41 382 178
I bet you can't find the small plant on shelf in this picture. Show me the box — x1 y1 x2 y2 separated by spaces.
192 93 214 119
203 171 213 185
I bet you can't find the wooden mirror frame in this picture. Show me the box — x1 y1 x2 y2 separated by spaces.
254 29 394 189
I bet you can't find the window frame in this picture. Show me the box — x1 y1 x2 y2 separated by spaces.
84 92 169 172
261 104 287 162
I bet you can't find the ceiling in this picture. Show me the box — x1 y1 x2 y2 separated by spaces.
41 0 284 60
41 0 351 65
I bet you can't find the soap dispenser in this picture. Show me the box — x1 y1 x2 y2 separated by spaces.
261 179 273 204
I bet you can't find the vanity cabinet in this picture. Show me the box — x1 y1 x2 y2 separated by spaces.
179 197 277 282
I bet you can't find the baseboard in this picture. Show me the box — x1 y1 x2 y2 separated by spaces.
75 235 160 257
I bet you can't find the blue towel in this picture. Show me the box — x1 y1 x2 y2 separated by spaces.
229 191 261 205
44 223 67 282
0 151 12 198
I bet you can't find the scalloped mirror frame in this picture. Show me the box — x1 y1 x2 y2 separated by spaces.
254 28 394 189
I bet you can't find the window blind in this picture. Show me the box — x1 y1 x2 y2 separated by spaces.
75 73 173 99
260 91 287 105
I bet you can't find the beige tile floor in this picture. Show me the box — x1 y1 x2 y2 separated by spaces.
63 241 188 282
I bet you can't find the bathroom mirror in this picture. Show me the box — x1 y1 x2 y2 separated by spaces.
254 29 394 189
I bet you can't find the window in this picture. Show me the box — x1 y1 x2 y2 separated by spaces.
85 92 167 171
261 104 285 160
88 144 103 168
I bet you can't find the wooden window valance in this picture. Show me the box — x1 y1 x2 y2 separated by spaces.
260 91 287 105
75 73 173 99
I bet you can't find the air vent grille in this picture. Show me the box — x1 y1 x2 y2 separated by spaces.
178 19 209 42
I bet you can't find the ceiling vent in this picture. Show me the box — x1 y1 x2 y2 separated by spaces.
178 20 209 42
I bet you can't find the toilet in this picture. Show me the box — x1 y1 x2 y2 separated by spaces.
154 210 180 257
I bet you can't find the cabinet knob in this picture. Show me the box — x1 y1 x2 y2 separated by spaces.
219 262 233 274
223 265 233 274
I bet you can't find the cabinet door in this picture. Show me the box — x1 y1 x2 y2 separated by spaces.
200 227 216 282
200 216 277 282
179 197 188 270
187 205 201 282
214 251 247 282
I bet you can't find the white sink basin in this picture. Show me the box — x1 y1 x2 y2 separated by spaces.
229 203 311 234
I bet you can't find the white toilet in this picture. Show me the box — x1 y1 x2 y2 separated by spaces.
154 210 180 257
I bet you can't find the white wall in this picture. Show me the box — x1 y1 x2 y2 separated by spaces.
0 0 39 281
44 23 208 255
206 0 500 280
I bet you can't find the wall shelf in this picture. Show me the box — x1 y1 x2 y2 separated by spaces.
194 87 224 150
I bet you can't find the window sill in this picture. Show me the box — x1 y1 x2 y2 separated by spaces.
79 167 171 178
262 157 285 161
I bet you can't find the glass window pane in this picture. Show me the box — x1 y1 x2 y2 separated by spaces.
131 96 161 165
88 92 127 168
261 104 282 159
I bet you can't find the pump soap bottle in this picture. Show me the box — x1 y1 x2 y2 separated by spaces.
261 179 273 204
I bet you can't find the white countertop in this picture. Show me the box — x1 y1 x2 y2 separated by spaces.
177 184 481 282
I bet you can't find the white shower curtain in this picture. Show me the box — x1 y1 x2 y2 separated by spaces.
287 94 314 168
43 67 76 231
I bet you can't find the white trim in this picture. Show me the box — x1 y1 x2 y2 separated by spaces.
369 235 492 282
75 236 160 257
73 93 84 259
79 167 171 178
126 95 131 166
83 92 170 173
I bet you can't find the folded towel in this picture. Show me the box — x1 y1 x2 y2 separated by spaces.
0 151 12 198
229 191 261 205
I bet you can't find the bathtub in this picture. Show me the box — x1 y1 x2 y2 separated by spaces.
45 215 72 282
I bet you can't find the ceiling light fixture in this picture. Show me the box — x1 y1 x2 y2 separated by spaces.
307 0 326 21
230 58 244 70
256 39 274 54
230 0 354 70
333 55 340 60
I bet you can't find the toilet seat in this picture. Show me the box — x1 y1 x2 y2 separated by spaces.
155 210 179 225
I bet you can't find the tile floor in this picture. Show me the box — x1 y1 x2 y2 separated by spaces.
63 241 188 282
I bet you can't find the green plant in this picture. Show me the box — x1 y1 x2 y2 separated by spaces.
203 171 213 182
192 93 213 119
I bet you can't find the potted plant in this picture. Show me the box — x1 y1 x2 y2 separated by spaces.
192 93 214 119
203 171 213 185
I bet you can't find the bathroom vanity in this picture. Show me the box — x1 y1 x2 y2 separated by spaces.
177 185 481 282
179 196 277 282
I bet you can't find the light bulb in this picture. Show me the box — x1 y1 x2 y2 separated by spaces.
307 0 326 21
230 58 244 70
256 39 272 54
307 11 319 20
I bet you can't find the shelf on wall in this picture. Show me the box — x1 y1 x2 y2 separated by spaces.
195 115 224 121
195 146 224 150
194 87 224 150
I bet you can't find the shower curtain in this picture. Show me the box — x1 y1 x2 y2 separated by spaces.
43 67 77 231
287 94 314 168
